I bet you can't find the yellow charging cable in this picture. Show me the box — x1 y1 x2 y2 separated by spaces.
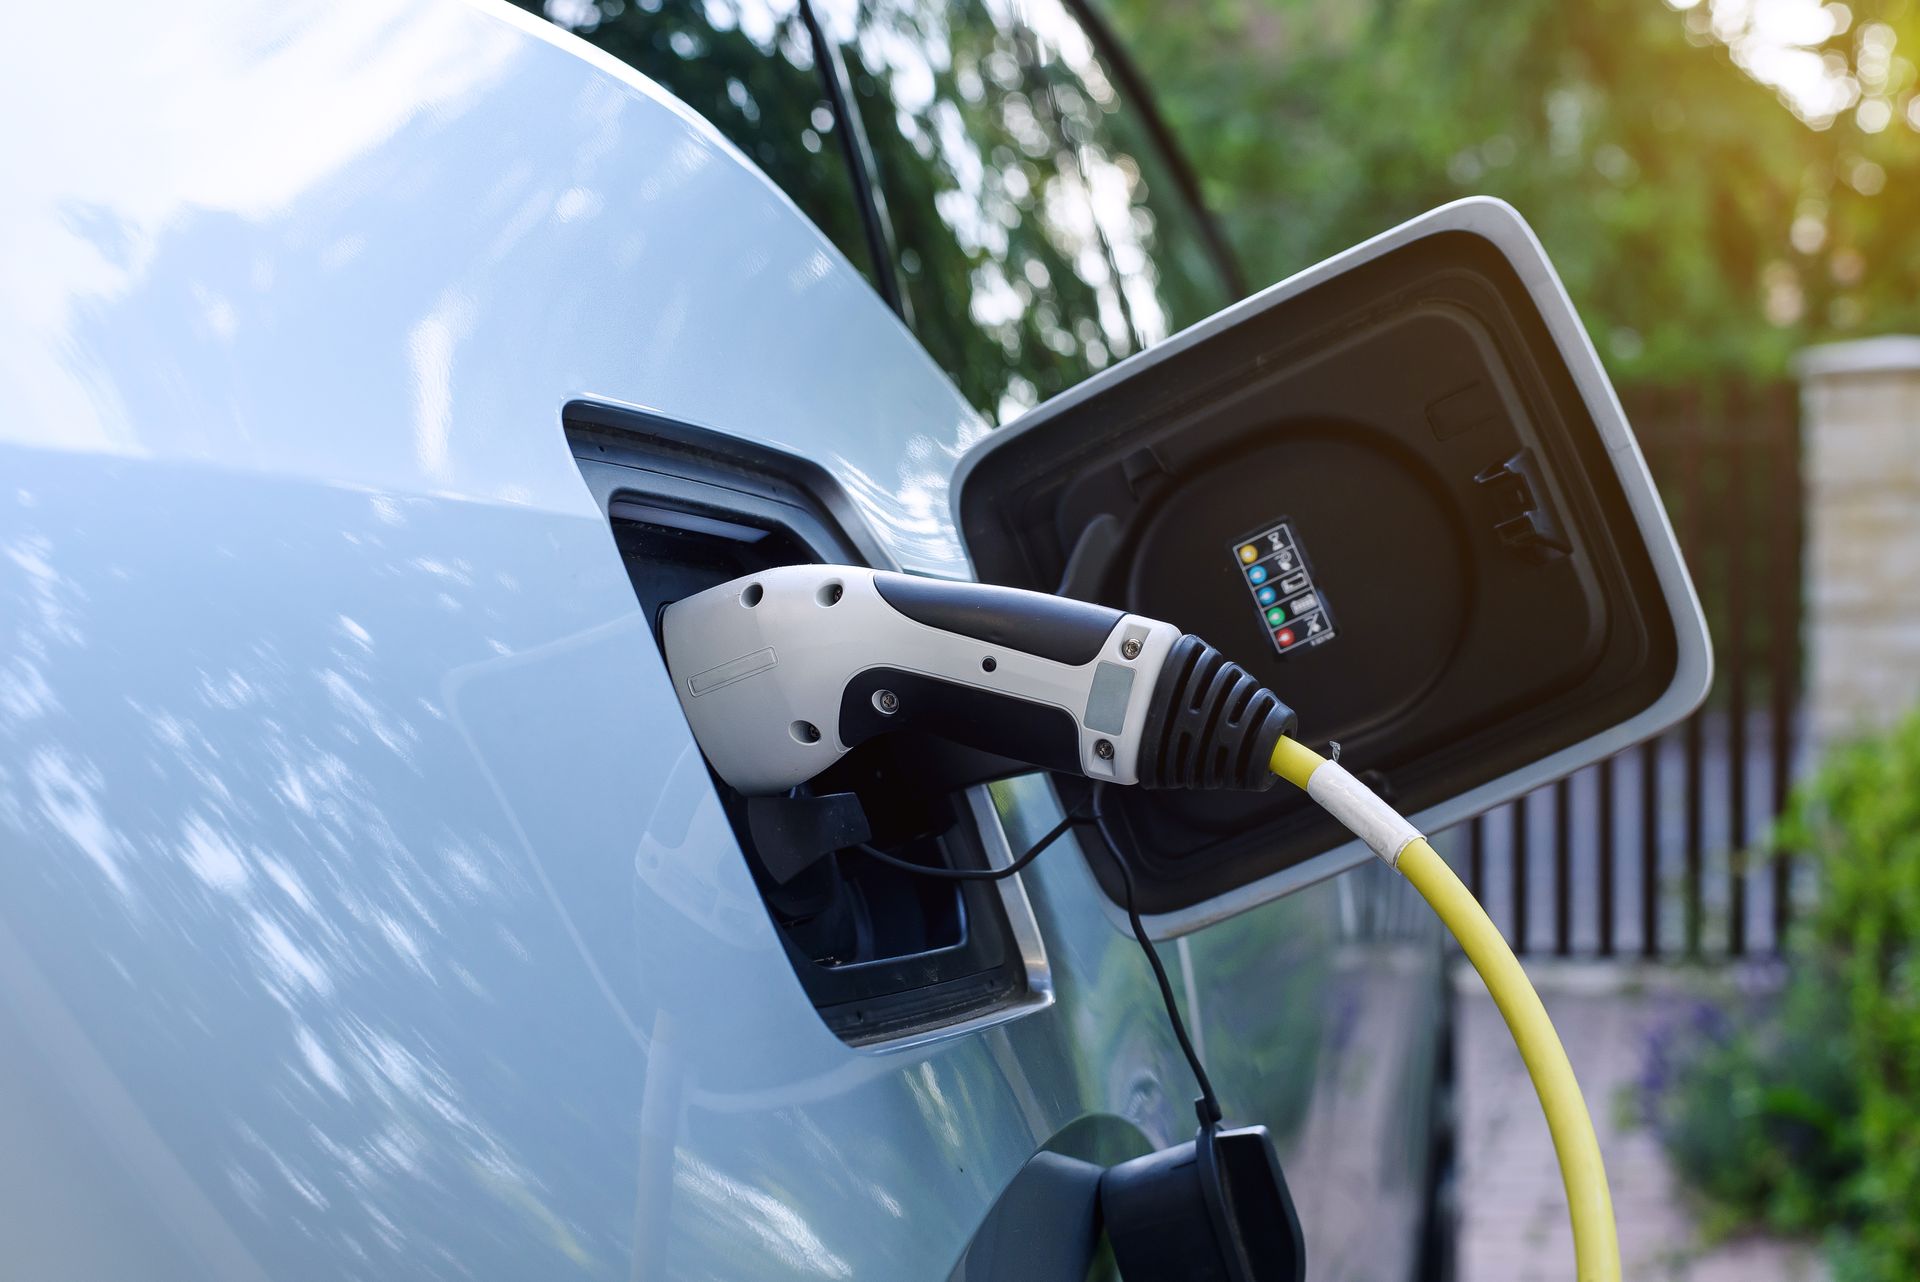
1270 736 1621 1282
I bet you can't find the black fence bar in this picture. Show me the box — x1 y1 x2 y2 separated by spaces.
1769 383 1801 943
1598 755 1615 958
1638 387 1671 961
1640 739 1659 958
1680 395 1706 958
1727 387 1751 956
1513 795 1530 956
1553 777 1572 956
1469 814 1486 902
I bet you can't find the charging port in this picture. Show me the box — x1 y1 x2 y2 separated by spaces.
568 406 1039 1044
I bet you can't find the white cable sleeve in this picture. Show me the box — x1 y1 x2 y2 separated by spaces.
1305 761 1424 867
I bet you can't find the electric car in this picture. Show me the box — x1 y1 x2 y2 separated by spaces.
0 2 1707 1279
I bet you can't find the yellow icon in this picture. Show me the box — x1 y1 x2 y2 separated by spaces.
1238 544 1259 564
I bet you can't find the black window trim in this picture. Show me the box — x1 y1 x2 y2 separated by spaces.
1062 0 1250 299
797 0 910 320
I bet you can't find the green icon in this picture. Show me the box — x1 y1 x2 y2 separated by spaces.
1265 606 1286 626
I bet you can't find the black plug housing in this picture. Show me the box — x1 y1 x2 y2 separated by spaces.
1100 1121 1306 1282
1135 634 1297 790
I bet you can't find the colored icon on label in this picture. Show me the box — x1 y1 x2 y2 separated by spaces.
1238 544 1259 564
1274 627 1296 647
1255 585 1278 605
1265 606 1286 627
1247 565 1268 584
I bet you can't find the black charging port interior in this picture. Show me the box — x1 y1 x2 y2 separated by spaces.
957 233 1681 917
568 407 1030 1044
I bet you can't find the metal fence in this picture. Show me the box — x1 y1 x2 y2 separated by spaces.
1460 383 1805 958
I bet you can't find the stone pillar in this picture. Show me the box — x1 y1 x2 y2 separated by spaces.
1795 336 1920 748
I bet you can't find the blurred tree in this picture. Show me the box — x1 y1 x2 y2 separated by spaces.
832 0 1237 419
1101 0 1920 386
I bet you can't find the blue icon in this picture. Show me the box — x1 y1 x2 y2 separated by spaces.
1256 585 1277 605
1247 565 1268 585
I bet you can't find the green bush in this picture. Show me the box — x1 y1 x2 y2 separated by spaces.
1640 977 1858 1233
1649 710 1920 1276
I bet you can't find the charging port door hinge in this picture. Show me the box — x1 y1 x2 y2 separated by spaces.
1474 448 1571 562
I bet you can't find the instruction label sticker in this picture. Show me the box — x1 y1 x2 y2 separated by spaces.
1232 519 1337 656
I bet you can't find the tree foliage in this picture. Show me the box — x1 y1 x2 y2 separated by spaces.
1103 0 1920 386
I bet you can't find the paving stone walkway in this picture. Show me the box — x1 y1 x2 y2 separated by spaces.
1453 961 1829 1282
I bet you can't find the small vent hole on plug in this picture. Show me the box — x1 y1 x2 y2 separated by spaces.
741 582 764 607
816 580 843 607
982 656 997 672
789 720 821 744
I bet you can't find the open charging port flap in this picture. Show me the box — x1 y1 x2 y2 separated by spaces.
953 205 1708 928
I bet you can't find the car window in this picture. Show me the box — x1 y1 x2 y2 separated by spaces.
825 0 1234 421
513 0 883 289
1021 0 1233 347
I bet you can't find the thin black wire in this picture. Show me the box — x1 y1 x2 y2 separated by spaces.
1091 783 1223 1127
852 788 1224 1127
853 802 1086 882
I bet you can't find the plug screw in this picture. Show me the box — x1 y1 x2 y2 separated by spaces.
1121 638 1142 659
875 689 900 715
1094 738 1115 760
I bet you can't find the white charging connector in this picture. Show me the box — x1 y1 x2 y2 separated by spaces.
662 565 1298 798
662 565 1180 794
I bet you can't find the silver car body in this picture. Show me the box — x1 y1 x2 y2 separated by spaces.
0 2 1440 1278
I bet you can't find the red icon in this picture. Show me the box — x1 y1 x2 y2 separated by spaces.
1275 627 1295 647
